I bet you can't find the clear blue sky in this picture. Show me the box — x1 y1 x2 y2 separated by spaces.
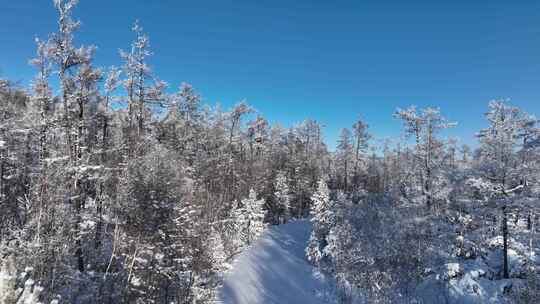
1 0 539 149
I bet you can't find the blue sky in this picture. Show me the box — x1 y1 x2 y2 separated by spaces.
1 0 539 150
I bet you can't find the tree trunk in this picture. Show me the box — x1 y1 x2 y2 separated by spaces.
95 112 108 249
425 170 431 208
344 159 348 192
0 147 4 208
95 184 103 249
502 206 509 279
353 135 360 190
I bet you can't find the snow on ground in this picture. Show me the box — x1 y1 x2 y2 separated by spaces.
217 220 332 304
416 248 525 304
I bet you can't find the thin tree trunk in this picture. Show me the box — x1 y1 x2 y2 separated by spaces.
95 108 108 249
530 212 534 263
344 159 348 192
502 206 509 279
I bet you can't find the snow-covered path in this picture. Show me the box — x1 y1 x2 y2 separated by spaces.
217 220 328 304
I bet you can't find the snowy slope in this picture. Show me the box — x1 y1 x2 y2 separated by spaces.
217 220 331 304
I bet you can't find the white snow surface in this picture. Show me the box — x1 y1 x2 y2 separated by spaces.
217 220 331 304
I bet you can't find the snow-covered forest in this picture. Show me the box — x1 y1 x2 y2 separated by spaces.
1 1 540 303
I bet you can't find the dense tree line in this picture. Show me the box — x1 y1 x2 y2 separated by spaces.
0 1 329 303
1 1 540 304
308 104 540 303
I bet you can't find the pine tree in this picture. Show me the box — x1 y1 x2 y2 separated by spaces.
236 189 266 245
306 179 335 266
274 171 291 224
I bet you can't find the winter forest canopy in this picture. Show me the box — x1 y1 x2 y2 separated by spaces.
1 1 540 303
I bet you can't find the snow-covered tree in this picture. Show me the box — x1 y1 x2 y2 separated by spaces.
351 118 371 190
120 20 167 142
8 1 540 303
0 257 19 304
236 189 266 245
394 105 456 207
336 128 354 191
0 257 43 304
0 1 336 302
274 171 291 224
472 100 539 279
306 179 335 266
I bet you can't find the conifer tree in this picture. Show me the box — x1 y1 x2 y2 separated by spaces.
274 171 291 224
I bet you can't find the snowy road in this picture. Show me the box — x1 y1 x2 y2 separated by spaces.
217 220 329 304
